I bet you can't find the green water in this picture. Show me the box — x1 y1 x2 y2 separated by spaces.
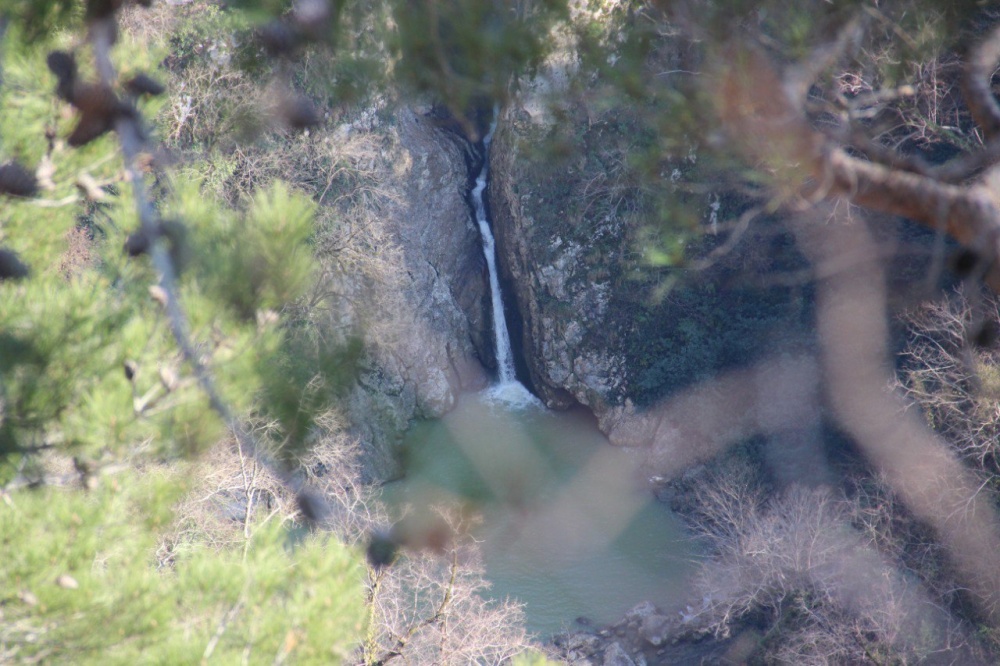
383 391 698 636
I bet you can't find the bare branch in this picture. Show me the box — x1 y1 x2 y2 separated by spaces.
842 128 932 178
784 13 866 105
933 140 1000 182
795 204 1000 626
824 148 1000 271
687 205 762 272
372 551 460 666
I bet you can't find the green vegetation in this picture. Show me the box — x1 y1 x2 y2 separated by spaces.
1 469 364 663
627 276 808 406
0 2 378 661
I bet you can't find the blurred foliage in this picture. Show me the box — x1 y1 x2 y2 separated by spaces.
0 1 80 41
0 3 376 661
0 2 366 474
389 0 567 116
0 468 365 663
257 329 363 459
177 180 318 319
490 0 1000 405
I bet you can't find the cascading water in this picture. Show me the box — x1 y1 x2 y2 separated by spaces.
385 113 697 635
473 117 539 408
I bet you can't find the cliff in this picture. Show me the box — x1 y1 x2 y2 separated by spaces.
334 107 491 480
487 45 808 452
489 104 631 412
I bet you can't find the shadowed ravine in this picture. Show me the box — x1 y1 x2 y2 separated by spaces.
473 115 538 408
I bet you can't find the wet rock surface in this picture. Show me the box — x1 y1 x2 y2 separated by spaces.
550 601 737 666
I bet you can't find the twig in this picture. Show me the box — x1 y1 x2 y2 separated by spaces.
687 205 761 272
372 551 460 666
202 599 244 662
843 129 932 178
932 140 1000 183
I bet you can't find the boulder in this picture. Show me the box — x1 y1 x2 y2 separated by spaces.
639 613 674 648
602 642 637 666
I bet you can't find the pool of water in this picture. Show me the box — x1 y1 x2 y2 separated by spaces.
382 390 698 635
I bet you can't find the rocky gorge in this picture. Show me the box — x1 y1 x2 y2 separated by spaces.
15 2 1000 662
344 99 670 482
339 99 662 479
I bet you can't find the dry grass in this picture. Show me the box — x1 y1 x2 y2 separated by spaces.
162 408 372 553
897 289 1000 472
687 459 973 664
160 410 533 663
119 3 182 43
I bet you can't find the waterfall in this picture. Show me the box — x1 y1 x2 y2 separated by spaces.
473 116 539 407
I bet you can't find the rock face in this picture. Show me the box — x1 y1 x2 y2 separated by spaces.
551 601 726 666
602 642 638 666
488 104 632 413
381 110 491 409
484 11 690 425
487 53 805 458
342 108 490 480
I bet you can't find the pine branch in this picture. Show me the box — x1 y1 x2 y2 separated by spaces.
87 15 331 525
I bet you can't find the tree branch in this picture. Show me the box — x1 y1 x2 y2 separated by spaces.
931 140 1000 183
373 551 460 666
842 128 932 178
715 42 1000 291
794 205 1000 627
824 148 1000 267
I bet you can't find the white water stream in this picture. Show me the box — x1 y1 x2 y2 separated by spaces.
472 119 539 408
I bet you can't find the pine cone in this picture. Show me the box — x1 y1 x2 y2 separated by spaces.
124 73 165 97
0 162 39 197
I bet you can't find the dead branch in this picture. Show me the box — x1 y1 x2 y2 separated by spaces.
703 23 1000 625
372 551 460 666
795 203 1000 626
